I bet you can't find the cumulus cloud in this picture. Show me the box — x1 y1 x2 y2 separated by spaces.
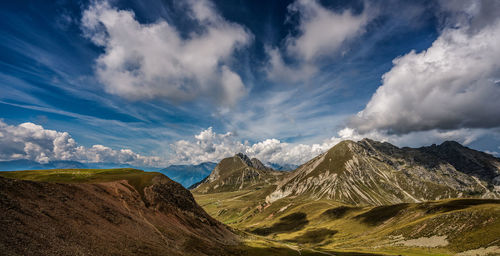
170 126 492 165
0 120 162 166
266 0 372 82
349 1 500 134
171 127 248 164
81 0 251 106
170 127 346 165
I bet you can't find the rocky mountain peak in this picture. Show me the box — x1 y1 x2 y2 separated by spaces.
268 139 500 205
440 140 463 147
234 153 273 171
235 153 253 166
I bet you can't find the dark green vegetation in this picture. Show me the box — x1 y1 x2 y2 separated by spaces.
354 203 410 226
250 212 309 236
321 206 359 219
420 198 500 214
285 228 338 244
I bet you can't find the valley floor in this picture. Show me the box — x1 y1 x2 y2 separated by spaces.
193 188 500 256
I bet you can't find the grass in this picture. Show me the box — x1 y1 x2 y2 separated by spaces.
321 206 359 220
250 212 309 236
420 198 500 214
286 228 338 244
0 168 162 200
354 203 410 226
194 186 500 256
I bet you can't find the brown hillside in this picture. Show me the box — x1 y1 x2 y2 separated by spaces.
0 173 237 256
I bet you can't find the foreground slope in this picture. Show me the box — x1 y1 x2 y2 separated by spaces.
0 169 237 256
0 168 353 256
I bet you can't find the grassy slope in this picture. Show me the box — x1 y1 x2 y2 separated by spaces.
194 186 500 256
1 169 373 255
4 169 499 255
0 168 162 200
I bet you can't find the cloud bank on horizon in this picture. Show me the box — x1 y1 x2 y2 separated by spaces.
0 120 162 167
1 0 500 167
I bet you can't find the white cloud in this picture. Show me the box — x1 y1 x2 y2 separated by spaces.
170 126 493 166
0 120 163 167
286 0 370 62
171 127 248 165
349 1 500 134
81 0 251 106
170 127 345 165
266 0 371 82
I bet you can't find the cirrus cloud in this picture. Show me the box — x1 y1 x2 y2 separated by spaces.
266 0 373 82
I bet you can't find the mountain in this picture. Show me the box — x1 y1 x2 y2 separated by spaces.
0 159 87 171
266 162 299 171
0 169 237 255
191 139 500 255
0 159 163 172
192 153 286 193
267 139 500 205
159 162 216 188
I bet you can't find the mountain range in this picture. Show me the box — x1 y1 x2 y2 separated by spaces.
192 139 500 255
159 162 216 188
0 159 295 189
0 159 163 172
1 139 499 255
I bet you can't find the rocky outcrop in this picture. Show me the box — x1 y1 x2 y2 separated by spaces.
267 139 500 206
192 153 284 193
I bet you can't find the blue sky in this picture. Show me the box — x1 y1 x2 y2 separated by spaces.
1 0 500 167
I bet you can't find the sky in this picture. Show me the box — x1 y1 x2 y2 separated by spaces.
1 0 500 167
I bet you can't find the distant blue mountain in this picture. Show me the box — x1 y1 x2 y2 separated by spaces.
0 159 87 171
0 160 162 172
266 162 298 171
0 159 214 188
159 162 216 188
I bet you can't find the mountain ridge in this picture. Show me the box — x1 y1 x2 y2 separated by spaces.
192 153 285 193
194 139 500 205
191 139 500 255
160 162 216 188
267 139 500 205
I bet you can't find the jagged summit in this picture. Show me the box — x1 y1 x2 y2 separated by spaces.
193 139 500 205
234 153 272 171
192 154 284 193
235 153 253 166
267 139 500 205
